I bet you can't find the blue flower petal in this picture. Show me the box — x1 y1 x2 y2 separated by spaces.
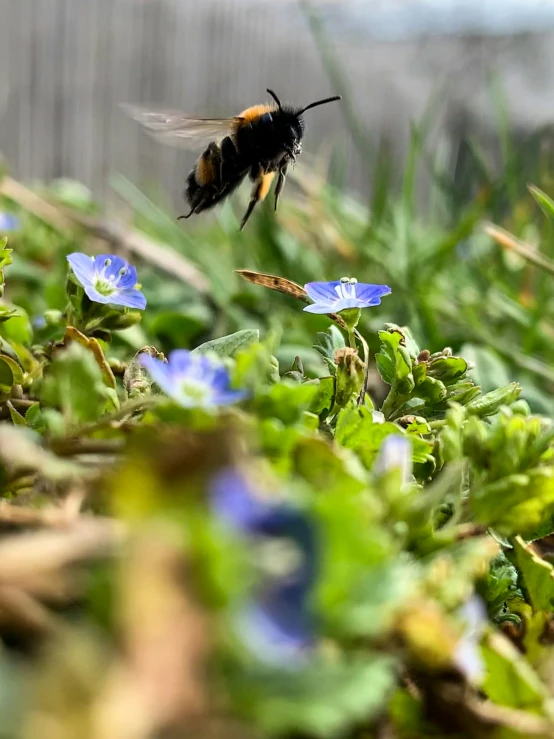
213 389 248 405
93 254 123 275
140 354 176 396
141 350 246 409
167 350 193 375
211 468 271 530
354 283 392 304
0 213 20 232
333 297 368 312
110 289 147 310
211 364 232 391
236 599 312 666
116 264 138 290
67 253 95 287
303 303 337 314
304 281 342 304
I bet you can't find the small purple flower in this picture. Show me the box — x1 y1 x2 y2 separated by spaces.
453 595 487 683
211 469 317 665
140 350 247 409
66 253 146 310
374 435 412 484
0 213 20 232
303 277 391 314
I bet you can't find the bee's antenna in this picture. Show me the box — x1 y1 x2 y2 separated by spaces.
298 95 341 115
267 89 283 109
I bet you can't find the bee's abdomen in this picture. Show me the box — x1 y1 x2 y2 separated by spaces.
194 143 221 187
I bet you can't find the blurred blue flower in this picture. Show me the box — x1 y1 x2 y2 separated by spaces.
0 213 20 232
66 253 146 310
303 277 391 314
453 595 487 683
211 468 318 665
141 350 247 409
32 315 47 330
374 435 412 484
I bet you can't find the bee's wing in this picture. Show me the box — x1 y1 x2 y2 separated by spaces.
120 104 241 150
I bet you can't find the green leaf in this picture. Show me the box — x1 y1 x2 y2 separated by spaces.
427 356 469 383
0 309 33 345
376 329 414 393
0 305 19 323
529 184 554 221
40 343 117 429
255 381 319 425
466 383 522 417
6 401 26 426
192 329 260 358
313 325 346 374
308 376 335 417
335 407 432 467
514 536 554 613
482 632 547 710
415 376 447 403
232 656 397 738
0 354 24 392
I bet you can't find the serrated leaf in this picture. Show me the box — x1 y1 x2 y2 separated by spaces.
192 329 260 358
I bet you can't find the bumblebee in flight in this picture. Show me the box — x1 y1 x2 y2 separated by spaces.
122 89 341 230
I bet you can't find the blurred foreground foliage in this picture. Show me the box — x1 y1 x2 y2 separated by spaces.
3 122 554 738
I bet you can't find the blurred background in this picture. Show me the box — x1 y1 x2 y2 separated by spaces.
3 0 554 414
3 0 554 203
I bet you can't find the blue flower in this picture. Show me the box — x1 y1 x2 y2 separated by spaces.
211 468 317 665
0 213 20 232
303 277 391 314
374 435 412 484
140 350 247 409
453 596 487 683
66 253 146 310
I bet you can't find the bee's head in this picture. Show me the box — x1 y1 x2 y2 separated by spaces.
266 89 341 161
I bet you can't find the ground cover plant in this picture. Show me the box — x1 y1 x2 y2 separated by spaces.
3 162 554 739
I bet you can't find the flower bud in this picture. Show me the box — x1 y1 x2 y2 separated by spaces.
333 347 365 408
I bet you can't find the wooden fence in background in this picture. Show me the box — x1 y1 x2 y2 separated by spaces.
0 0 551 210
0 0 353 209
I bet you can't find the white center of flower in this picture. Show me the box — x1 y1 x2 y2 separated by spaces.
179 378 212 405
93 261 127 297
256 538 304 579
335 277 358 300
93 272 118 297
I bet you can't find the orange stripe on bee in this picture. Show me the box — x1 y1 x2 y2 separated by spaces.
195 152 217 186
236 103 276 124
259 172 275 201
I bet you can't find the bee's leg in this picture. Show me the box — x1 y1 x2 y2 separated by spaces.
274 162 288 212
240 169 275 231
